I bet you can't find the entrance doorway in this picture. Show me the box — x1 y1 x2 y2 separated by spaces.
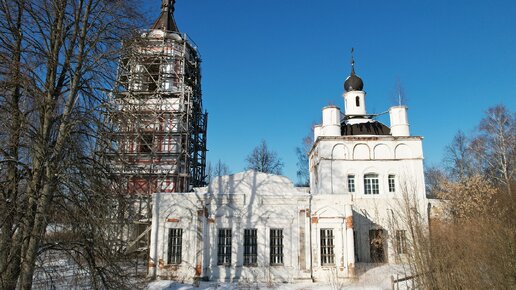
369 229 385 263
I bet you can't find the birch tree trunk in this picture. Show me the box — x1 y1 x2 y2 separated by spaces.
0 0 141 288
0 1 25 288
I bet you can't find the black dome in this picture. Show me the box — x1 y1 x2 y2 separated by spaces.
341 121 390 136
344 74 364 92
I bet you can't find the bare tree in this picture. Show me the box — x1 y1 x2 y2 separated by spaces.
295 135 312 186
443 130 476 180
393 176 515 289
424 165 447 198
401 104 515 288
393 78 407 106
245 140 284 175
470 105 515 195
0 0 141 289
213 159 230 177
390 179 433 288
443 105 514 193
205 161 213 183
399 105 515 289
430 177 513 288
205 159 230 183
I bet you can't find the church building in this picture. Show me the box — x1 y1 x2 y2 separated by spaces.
148 57 428 283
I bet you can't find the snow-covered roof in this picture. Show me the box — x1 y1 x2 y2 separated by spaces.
208 170 304 196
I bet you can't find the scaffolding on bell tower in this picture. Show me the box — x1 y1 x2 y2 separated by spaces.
99 0 207 264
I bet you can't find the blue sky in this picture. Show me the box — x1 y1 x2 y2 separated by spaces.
143 0 516 183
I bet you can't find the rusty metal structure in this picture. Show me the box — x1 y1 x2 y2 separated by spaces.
103 0 207 256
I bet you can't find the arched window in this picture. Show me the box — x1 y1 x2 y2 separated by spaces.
356 96 360 107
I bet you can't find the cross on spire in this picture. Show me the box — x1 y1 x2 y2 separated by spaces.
351 47 356 75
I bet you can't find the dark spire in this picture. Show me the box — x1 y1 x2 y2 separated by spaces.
344 48 364 92
351 47 356 75
152 0 179 32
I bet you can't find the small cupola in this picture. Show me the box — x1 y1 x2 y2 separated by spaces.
344 58 364 92
343 49 367 117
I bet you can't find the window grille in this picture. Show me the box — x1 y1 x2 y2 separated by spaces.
244 229 258 266
320 229 335 265
270 229 283 265
348 175 356 192
396 230 407 254
217 228 232 265
167 228 182 264
388 175 396 193
364 174 379 194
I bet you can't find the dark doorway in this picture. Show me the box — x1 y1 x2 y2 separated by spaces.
353 230 359 262
369 229 385 263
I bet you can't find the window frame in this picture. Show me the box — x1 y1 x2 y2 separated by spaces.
388 174 396 193
270 229 284 265
243 228 258 266
217 228 232 265
138 134 154 153
320 228 335 266
347 174 356 193
395 230 407 254
167 228 183 264
364 174 380 195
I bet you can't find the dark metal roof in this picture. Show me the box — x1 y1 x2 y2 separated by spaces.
341 121 391 136
344 74 364 92
152 0 179 32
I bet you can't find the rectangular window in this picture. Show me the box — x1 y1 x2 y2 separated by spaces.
348 175 356 193
396 230 407 254
138 135 153 153
388 175 396 193
270 229 283 265
364 174 379 194
320 229 335 265
244 229 258 266
167 228 182 264
217 228 232 265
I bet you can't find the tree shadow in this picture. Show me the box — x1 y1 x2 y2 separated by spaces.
207 170 296 283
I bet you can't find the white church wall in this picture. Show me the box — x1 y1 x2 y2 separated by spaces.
149 171 317 283
149 192 205 281
310 194 354 281
353 143 370 160
309 136 425 196
373 143 391 159
308 135 427 264
205 194 304 282
394 144 412 159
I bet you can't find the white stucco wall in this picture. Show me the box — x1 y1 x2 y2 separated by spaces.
309 135 428 264
149 170 359 283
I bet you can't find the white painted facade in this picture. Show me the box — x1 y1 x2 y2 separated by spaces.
148 62 428 283
149 171 358 282
310 134 427 263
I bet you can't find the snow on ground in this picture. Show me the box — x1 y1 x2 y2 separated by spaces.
146 264 414 290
